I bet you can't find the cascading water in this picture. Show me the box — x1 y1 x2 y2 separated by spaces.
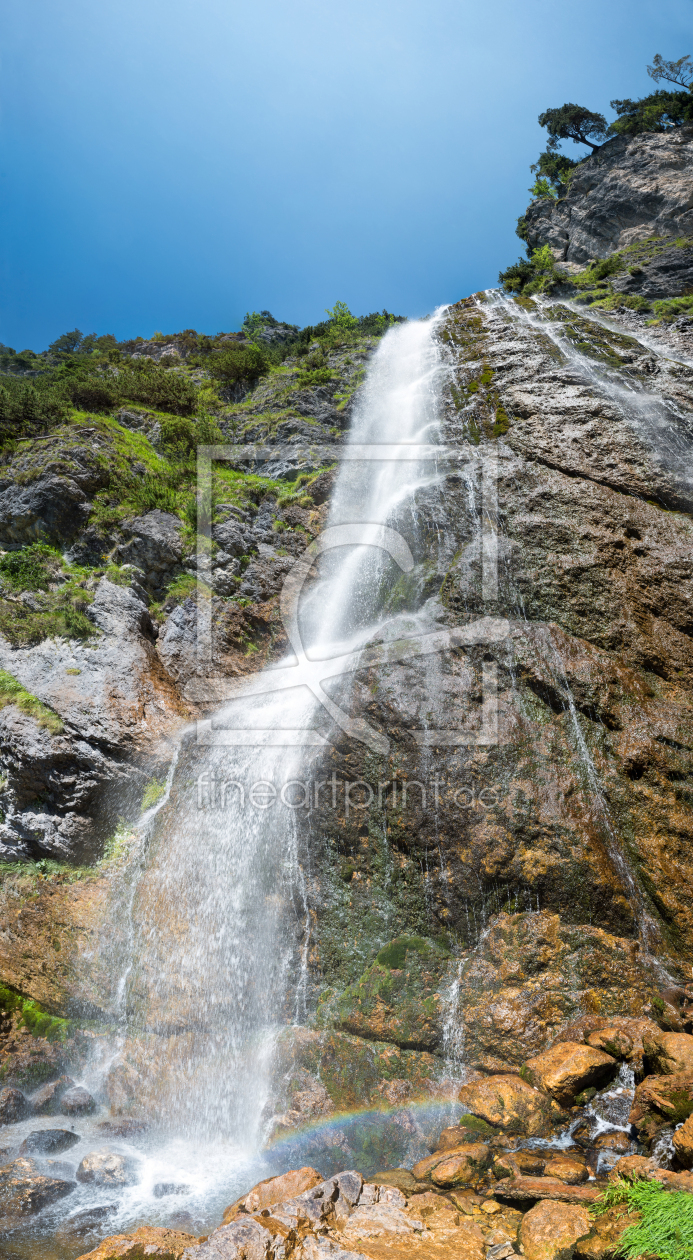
75 310 451 1225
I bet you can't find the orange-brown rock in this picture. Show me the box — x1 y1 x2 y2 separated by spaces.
673 1112 693 1168
525 1042 616 1106
608 1154 657 1181
222 1165 322 1223
574 1205 642 1260
493 1150 546 1179
430 1145 491 1187
493 1177 600 1205
519 1199 592 1260
412 1144 489 1183
75 1225 198 1260
643 1030 693 1075
543 1156 588 1185
586 1028 633 1060
629 1071 693 1142
457 1075 555 1135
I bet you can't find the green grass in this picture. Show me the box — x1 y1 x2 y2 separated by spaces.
0 669 64 733
593 1177 693 1260
651 295 693 321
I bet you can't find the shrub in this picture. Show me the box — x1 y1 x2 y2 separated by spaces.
68 378 120 412
652 294 693 319
207 343 269 386
499 258 536 293
120 363 198 415
0 543 58 591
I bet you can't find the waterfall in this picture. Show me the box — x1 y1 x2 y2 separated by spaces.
116 311 449 1159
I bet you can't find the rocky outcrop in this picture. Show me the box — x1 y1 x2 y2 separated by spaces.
522 127 693 262
0 579 187 861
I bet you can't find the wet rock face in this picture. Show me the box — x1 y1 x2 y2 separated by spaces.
522 127 693 262
304 293 693 1061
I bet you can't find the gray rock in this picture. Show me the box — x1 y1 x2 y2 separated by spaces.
56 1203 117 1241
0 1156 75 1217
212 519 254 558
115 510 184 598
182 1217 276 1260
19 1129 80 1155
156 597 198 685
76 1147 139 1186
0 475 91 547
523 126 693 262
59 1086 96 1116
29 1075 74 1116
153 1181 190 1196
610 245 693 299
0 1089 28 1125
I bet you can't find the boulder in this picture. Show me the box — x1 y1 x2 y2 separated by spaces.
494 1177 600 1205
457 1074 555 1135
222 1165 323 1223
30 1075 74 1115
19 1129 80 1156
0 474 91 547
673 1112 693 1168
585 1028 633 1060
60 1085 96 1116
76 1149 139 1187
493 1150 546 1179
629 1072 693 1142
0 1087 28 1125
55 1203 117 1244
643 1030 693 1075
525 1042 616 1106
430 1145 491 1187
0 1155 74 1219
543 1156 588 1185
519 1199 592 1260
74 1225 198 1260
116 511 184 599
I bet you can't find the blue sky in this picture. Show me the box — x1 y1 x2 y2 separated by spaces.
1 0 691 348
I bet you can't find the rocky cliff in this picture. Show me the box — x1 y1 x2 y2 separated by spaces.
522 126 693 263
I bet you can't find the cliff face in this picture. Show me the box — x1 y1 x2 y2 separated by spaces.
523 127 693 263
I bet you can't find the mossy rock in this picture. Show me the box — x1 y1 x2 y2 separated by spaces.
322 936 453 1052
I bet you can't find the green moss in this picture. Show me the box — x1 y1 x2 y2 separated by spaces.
376 935 446 970
0 983 73 1042
0 670 63 733
458 1113 496 1133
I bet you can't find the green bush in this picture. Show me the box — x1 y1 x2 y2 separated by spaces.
0 543 58 591
207 343 269 386
593 1176 693 1260
68 378 120 413
141 778 167 811
120 362 198 415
